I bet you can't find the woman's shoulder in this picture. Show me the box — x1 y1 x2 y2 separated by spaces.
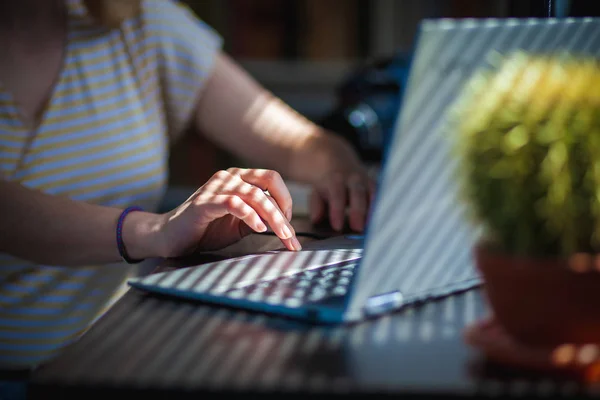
134 0 222 59
140 0 219 37
131 0 223 138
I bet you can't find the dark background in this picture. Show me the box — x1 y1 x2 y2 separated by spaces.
169 0 591 189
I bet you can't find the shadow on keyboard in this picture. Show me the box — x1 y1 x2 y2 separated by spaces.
225 261 359 307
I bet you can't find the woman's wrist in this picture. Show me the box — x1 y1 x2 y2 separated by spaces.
121 210 168 260
290 129 364 183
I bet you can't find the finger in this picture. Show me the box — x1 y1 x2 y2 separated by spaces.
229 176 298 246
237 217 257 239
309 188 326 225
347 174 368 232
325 173 347 231
203 170 238 193
265 196 302 251
207 194 268 234
205 170 296 245
227 168 293 221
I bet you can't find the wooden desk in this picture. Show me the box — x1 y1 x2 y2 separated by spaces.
27 219 595 398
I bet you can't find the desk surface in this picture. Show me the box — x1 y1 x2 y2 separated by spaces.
27 219 598 398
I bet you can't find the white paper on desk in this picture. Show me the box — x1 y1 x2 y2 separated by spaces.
285 181 311 216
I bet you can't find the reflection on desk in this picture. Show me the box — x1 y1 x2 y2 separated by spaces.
31 289 481 393
29 285 594 397
23 218 600 398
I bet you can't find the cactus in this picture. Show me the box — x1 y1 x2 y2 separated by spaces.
452 52 600 257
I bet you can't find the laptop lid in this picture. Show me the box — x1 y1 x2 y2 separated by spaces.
344 17 600 321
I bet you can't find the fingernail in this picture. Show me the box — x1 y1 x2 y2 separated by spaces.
285 208 292 221
257 221 268 232
282 224 293 239
292 237 302 251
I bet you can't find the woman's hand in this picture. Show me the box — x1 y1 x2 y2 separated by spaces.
156 168 301 257
306 134 377 233
1 168 299 267
193 54 377 233
310 169 376 233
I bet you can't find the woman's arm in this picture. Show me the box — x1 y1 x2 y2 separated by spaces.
0 180 164 266
194 53 362 184
0 168 299 267
194 53 375 232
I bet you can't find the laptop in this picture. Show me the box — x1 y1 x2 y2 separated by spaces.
129 17 600 324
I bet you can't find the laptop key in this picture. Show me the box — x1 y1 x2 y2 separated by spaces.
248 291 266 301
224 260 358 307
308 290 328 302
293 289 306 298
317 279 334 288
333 286 347 296
285 298 303 307
297 280 311 288
337 277 351 286
319 267 341 275
228 289 246 298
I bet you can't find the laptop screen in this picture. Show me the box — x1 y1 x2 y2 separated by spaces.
346 17 600 320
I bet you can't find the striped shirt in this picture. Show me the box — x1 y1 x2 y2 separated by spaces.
0 0 222 369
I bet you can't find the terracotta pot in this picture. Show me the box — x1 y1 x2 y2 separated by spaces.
475 243 600 347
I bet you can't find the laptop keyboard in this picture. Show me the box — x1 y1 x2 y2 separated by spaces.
224 261 358 308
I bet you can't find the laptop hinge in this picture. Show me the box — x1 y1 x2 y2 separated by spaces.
363 290 404 317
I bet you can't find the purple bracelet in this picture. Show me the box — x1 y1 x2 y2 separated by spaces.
116 206 144 264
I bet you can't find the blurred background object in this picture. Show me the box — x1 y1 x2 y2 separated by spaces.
165 0 585 211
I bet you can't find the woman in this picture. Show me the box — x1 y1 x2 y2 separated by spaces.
0 0 374 368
